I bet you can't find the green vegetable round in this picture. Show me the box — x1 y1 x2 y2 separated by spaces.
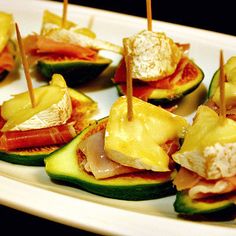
37 57 112 87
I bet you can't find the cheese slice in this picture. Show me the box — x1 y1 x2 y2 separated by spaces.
1 74 72 131
173 105 236 179
123 30 182 81
42 23 123 54
104 96 188 171
0 11 13 53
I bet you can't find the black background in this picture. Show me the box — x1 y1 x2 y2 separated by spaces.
1 0 236 235
66 0 236 36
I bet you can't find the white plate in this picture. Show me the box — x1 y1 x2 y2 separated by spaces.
0 0 236 235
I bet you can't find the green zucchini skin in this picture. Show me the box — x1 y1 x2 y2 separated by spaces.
208 69 219 98
174 191 236 221
0 150 48 166
115 60 204 104
37 57 112 87
45 118 177 200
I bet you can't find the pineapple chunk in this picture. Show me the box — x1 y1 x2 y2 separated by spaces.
173 105 236 179
104 96 188 172
1 74 72 131
0 11 13 52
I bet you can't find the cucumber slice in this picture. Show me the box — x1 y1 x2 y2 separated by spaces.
37 57 112 87
45 118 177 200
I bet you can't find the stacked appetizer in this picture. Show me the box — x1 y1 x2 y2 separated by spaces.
45 96 188 200
207 56 236 119
113 30 204 104
0 74 97 166
24 10 123 86
0 11 15 81
172 57 236 219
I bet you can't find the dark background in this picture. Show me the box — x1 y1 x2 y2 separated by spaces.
66 0 236 36
1 0 236 235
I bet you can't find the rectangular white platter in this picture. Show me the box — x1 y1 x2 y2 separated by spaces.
0 0 236 235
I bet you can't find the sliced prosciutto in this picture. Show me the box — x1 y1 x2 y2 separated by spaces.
0 124 76 151
78 129 138 179
174 167 236 200
24 35 98 64
113 57 198 101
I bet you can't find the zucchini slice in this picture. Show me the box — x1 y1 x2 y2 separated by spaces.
37 57 112 87
45 118 177 200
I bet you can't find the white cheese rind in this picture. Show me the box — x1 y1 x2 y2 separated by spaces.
173 142 236 179
42 23 123 54
9 89 72 131
123 30 182 81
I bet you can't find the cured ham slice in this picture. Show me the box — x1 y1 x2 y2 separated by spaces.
24 35 97 62
174 167 236 199
113 57 197 101
0 44 15 73
78 129 138 179
0 124 76 151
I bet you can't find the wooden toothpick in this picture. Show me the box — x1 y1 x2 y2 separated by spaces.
126 55 133 121
146 0 152 31
62 0 68 28
219 49 226 121
15 23 36 108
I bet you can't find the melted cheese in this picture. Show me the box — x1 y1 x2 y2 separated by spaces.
173 105 236 179
104 96 188 171
123 30 182 81
1 74 72 131
78 129 137 179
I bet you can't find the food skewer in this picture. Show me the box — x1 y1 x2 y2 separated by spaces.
61 0 68 28
125 53 133 121
125 0 153 121
146 0 152 31
15 23 36 108
219 49 226 121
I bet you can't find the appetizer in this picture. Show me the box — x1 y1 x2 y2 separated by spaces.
0 11 15 81
113 30 204 104
45 96 188 200
24 10 123 86
172 105 236 219
0 74 97 166
207 56 236 120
